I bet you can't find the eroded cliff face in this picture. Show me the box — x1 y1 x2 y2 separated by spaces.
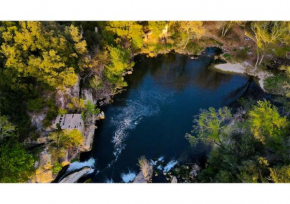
55 75 80 109
80 88 99 152
28 77 103 183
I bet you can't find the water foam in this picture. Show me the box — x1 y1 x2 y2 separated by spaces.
163 160 178 173
109 89 174 163
121 170 137 183
67 158 95 172
151 156 165 165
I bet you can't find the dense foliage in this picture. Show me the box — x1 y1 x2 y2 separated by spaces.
187 100 290 183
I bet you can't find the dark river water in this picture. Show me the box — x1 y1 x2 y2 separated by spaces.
76 48 269 183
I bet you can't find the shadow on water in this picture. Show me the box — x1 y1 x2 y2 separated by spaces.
72 47 272 183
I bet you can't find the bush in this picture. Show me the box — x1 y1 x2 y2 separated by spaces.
52 162 63 174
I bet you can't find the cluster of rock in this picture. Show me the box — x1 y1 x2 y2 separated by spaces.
133 164 153 183
28 76 105 183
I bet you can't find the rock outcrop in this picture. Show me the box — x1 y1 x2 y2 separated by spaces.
80 88 98 152
133 163 153 183
59 167 91 183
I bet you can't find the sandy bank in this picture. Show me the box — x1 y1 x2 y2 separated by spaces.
214 63 246 74
213 63 273 92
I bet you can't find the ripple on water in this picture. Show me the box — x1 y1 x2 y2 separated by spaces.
109 88 175 163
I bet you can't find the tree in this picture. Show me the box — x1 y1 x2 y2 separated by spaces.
248 100 288 148
48 129 83 160
270 165 290 183
68 97 85 112
81 100 100 120
104 46 132 89
245 22 288 69
0 115 16 140
0 22 86 89
216 21 244 36
105 21 144 50
0 141 35 183
65 25 87 55
147 21 168 42
185 107 232 146
176 21 205 49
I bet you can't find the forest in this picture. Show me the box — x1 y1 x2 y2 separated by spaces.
0 21 290 183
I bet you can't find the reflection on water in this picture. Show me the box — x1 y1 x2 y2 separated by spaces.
80 50 269 183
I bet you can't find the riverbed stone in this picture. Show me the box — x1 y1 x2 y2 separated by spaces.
171 176 178 183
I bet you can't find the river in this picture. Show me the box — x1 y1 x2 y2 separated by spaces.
75 48 269 183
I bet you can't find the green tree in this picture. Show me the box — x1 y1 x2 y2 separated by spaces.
81 100 100 120
248 100 288 148
0 141 35 183
104 46 132 89
245 22 288 69
48 129 83 160
185 107 232 146
0 115 16 140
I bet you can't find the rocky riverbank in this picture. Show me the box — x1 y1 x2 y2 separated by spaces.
28 28 278 183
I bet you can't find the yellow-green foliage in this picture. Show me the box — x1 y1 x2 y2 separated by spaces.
249 100 288 146
0 22 87 89
186 107 232 146
68 97 85 112
48 129 84 160
106 21 144 50
173 21 205 48
147 21 167 41
105 46 131 88
270 165 290 183
0 115 16 140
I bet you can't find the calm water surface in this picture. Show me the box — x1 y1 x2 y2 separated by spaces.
80 49 269 183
